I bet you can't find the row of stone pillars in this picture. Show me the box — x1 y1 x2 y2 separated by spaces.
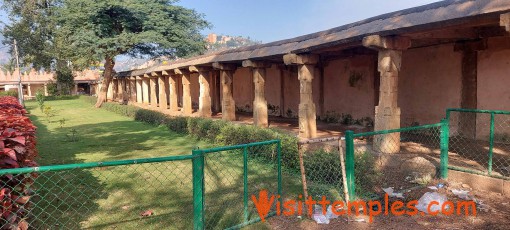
112 55 321 139
112 42 407 145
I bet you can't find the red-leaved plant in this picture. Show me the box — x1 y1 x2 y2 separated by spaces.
0 96 38 229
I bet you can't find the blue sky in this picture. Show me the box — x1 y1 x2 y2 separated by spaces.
0 0 440 63
176 0 440 42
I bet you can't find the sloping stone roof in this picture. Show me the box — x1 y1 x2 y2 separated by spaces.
118 0 510 77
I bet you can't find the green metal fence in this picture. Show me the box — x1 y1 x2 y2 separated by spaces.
344 121 449 200
0 140 281 230
446 108 510 179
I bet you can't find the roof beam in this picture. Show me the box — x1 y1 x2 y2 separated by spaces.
362 35 411 50
501 13 510 32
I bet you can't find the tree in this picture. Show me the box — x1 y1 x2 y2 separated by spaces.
2 0 58 70
54 0 209 107
2 0 75 94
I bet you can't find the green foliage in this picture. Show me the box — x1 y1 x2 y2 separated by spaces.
54 66 75 95
354 151 381 198
54 0 210 69
46 81 59 96
0 91 19 97
65 128 79 142
45 95 80 101
35 89 45 112
42 105 57 122
58 118 66 128
2 0 57 70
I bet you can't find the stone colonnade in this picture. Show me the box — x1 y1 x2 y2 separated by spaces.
113 36 410 142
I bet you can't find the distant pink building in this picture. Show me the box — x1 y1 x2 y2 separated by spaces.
0 69 101 98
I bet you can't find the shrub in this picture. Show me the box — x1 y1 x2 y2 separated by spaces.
0 91 19 97
165 116 188 134
0 96 38 229
35 90 45 112
44 95 80 101
134 109 167 125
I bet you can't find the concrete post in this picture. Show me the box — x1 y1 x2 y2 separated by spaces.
283 54 318 138
149 74 158 107
363 35 411 153
136 77 143 103
121 79 128 103
190 66 212 117
43 83 48 96
169 75 179 111
178 69 193 115
242 60 270 127
158 73 168 109
74 83 78 95
27 84 32 97
142 77 150 104
213 63 236 121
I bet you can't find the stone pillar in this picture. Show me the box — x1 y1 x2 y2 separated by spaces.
189 66 212 117
242 60 270 127
157 73 168 109
136 77 143 103
363 35 411 153
142 77 150 104
213 63 237 121
113 79 119 101
169 75 179 111
454 40 486 139
43 83 48 96
178 69 193 115
74 83 78 95
117 79 123 103
283 54 318 138
148 74 158 107
27 84 32 97
129 77 136 102
120 79 128 103
108 81 115 101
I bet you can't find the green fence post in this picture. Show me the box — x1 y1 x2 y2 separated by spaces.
345 131 356 201
243 146 249 222
192 149 205 230
440 118 449 179
488 112 495 175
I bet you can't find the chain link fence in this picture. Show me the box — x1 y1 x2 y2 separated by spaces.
298 137 347 207
447 109 510 179
0 140 282 230
346 122 448 201
200 141 281 229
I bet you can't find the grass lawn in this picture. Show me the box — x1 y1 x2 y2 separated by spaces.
23 98 301 229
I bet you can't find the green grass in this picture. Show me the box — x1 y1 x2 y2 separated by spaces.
24 98 301 229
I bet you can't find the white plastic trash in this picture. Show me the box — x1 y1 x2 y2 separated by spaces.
325 205 339 219
416 192 447 214
312 213 330 224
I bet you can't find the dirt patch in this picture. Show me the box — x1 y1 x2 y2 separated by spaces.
264 182 510 230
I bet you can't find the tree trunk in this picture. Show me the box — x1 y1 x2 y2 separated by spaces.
95 57 115 108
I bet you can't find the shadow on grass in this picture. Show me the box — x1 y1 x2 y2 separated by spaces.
25 113 106 229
